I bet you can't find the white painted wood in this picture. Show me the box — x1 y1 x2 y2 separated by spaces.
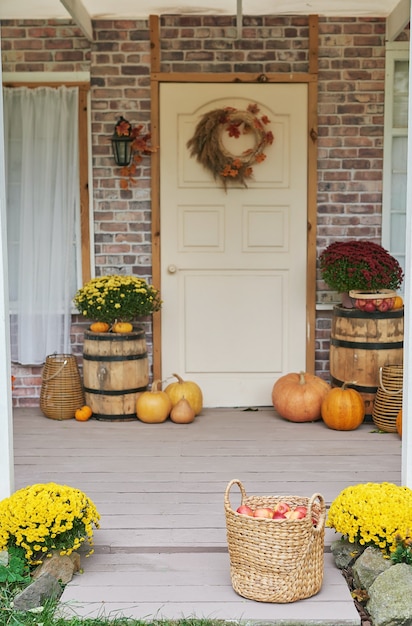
386 0 410 41
160 83 308 407
60 0 94 41
0 38 14 500
402 4 412 488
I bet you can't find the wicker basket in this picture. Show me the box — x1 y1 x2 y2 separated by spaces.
40 354 85 420
372 364 403 433
224 479 325 603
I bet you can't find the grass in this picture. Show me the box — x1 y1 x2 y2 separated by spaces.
0 557 228 626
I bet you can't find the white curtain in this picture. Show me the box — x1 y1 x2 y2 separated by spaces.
3 86 79 365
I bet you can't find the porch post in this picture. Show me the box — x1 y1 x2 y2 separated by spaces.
402 1 412 487
0 33 14 500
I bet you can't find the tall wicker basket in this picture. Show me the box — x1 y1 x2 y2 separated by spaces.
224 479 325 603
372 364 403 433
40 354 85 420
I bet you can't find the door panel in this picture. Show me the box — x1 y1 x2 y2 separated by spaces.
160 83 308 407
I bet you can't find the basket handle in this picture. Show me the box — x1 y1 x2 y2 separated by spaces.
224 479 247 510
308 492 326 533
42 358 68 382
378 366 403 396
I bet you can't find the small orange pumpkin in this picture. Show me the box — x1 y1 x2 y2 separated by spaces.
271 371 331 422
75 405 93 421
392 296 404 310
112 322 133 334
396 409 402 437
90 322 110 333
321 383 365 431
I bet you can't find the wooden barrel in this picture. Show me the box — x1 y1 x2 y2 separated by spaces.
83 329 149 420
330 306 404 415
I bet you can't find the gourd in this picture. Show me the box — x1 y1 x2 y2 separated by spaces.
164 373 203 416
90 322 110 333
136 380 171 423
112 322 133 334
75 405 93 421
271 371 331 422
170 397 195 424
321 383 365 431
396 409 402 437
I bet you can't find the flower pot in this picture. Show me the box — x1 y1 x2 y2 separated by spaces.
82 328 149 420
330 305 404 415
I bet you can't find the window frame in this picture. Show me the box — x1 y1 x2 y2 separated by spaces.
382 41 409 290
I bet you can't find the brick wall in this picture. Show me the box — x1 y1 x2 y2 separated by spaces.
1 15 395 404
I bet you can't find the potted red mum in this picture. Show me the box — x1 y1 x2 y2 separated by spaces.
319 240 404 311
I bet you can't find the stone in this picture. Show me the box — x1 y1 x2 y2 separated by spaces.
0 551 8 566
330 537 365 569
367 563 412 626
352 546 392 592
32 553 78 585
13 573 62 611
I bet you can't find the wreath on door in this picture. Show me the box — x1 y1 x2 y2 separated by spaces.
186 103 274 188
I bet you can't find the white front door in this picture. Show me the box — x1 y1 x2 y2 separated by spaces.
160 82 308 407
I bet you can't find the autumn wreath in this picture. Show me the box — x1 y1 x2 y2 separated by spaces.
187 103 274 188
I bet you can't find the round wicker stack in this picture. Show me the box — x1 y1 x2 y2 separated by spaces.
224 479 325 603
40 354 85 420
372 364 403 432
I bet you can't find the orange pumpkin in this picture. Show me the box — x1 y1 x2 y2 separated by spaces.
164 373 203 416
90 322 110 333
136 380 172 423
75 405 93 421
271 371 331 422
112 322 133 334
396 409 402 437
321 383 365 431
392 296 404 310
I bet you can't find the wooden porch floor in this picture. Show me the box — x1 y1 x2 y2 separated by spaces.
13 407 402 624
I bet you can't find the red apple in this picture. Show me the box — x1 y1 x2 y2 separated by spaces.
274 501 291 514
355 298 367 310
236 505 254 517
364 301 376 312
377 299 389 312
273 510 287 520
253 507 274 519
293 505 308 518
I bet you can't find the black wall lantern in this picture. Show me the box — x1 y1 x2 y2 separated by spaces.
111 116 134 167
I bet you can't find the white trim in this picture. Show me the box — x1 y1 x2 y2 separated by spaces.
402 0 412 487
386 0 410 42
2 71 90 83
60 0 94 41
0 36 14 499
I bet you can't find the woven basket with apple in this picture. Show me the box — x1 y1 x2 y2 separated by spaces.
224 479 326 603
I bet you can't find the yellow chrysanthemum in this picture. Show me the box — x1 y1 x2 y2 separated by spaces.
0 482 100 564
327 482 412 556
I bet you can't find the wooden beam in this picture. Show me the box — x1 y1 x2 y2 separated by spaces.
386 0 410 42
150 15 162 382
60 0 94 42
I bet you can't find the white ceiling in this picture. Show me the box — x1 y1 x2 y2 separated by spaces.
0 0 407 19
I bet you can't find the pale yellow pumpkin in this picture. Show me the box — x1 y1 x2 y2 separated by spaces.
136 380 171 423
164 374 203 416
112 322 133 334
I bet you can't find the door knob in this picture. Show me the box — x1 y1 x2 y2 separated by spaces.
168 264 177 274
